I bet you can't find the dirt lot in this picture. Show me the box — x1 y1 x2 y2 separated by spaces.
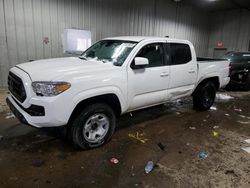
0 90 250 188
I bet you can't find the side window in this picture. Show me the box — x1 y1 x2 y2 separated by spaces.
136 43 165 68
169 43 192 65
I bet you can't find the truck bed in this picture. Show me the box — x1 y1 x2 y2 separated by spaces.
197 58 230 88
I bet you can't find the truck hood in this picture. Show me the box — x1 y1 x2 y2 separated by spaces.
16 57 115 81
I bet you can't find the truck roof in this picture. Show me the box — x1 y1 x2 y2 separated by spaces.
104 36 190 43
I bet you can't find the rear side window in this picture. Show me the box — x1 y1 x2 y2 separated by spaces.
169 43 192 65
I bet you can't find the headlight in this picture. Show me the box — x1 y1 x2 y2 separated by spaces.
32 82 71 96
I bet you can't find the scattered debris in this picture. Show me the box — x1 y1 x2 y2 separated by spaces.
244 139 250 144
32 159 45 167
242 147 250 154
189 126 196 130
145 161 154 174
5 113 15 119
213 131 219 137
225 113 230 116
128 132 148 144
110 157 119 164
234 108 242 112
157 143 165 151
199 152 208 160
176 112 181 115
131 166 135 177
210 106 217 110
239 115 246 118
213 126 220 129
129 112 133 117
216 94 234 101
237 121 250 125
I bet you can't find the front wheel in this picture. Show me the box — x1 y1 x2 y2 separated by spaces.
70 103 116 150
193 82 216 111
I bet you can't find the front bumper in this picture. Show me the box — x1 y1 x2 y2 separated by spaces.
6 95 69 128
6 97 30 126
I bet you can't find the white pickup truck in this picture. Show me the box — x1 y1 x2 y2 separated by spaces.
7 36 230 149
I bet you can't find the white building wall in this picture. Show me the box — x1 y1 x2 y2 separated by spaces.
0 0 209 86
208 9 250 57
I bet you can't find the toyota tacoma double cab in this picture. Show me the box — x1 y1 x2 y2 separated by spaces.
7 36 230 149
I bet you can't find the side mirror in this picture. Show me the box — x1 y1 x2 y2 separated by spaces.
131 57 149 69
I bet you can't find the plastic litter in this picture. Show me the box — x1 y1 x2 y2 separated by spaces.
157 143 165 151
110 158 119 164
216 94 234 100
131 166 135 177
234 108 242 112
32 159 45 167
213 126 219 129
225 114 230 116
128 132 148 144
210 106 217 110
239 115 246 118
213 131 219 137
176 112 181 115
5 113 15 119
189 126 196 130
199 152 208 159
237 120 250 125
242 147 250 154
244 139 250 144
145 161 154 174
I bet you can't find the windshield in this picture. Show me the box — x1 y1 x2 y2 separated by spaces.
224 53 250 63
80 40 137 66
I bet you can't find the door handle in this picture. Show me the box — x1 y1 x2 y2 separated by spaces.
160 72 169 77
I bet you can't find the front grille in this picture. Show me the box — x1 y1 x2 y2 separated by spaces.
8 72 27 103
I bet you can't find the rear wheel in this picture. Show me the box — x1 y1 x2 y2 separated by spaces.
193 82 216 111
69 103 116 150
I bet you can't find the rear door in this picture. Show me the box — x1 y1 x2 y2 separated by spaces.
167 42 197 100
127 42 170 110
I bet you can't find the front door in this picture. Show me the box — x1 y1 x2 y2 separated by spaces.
127 43 170 110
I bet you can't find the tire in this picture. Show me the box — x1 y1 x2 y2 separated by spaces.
193 82 216 111
244 73 250 91
70 103 116 150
